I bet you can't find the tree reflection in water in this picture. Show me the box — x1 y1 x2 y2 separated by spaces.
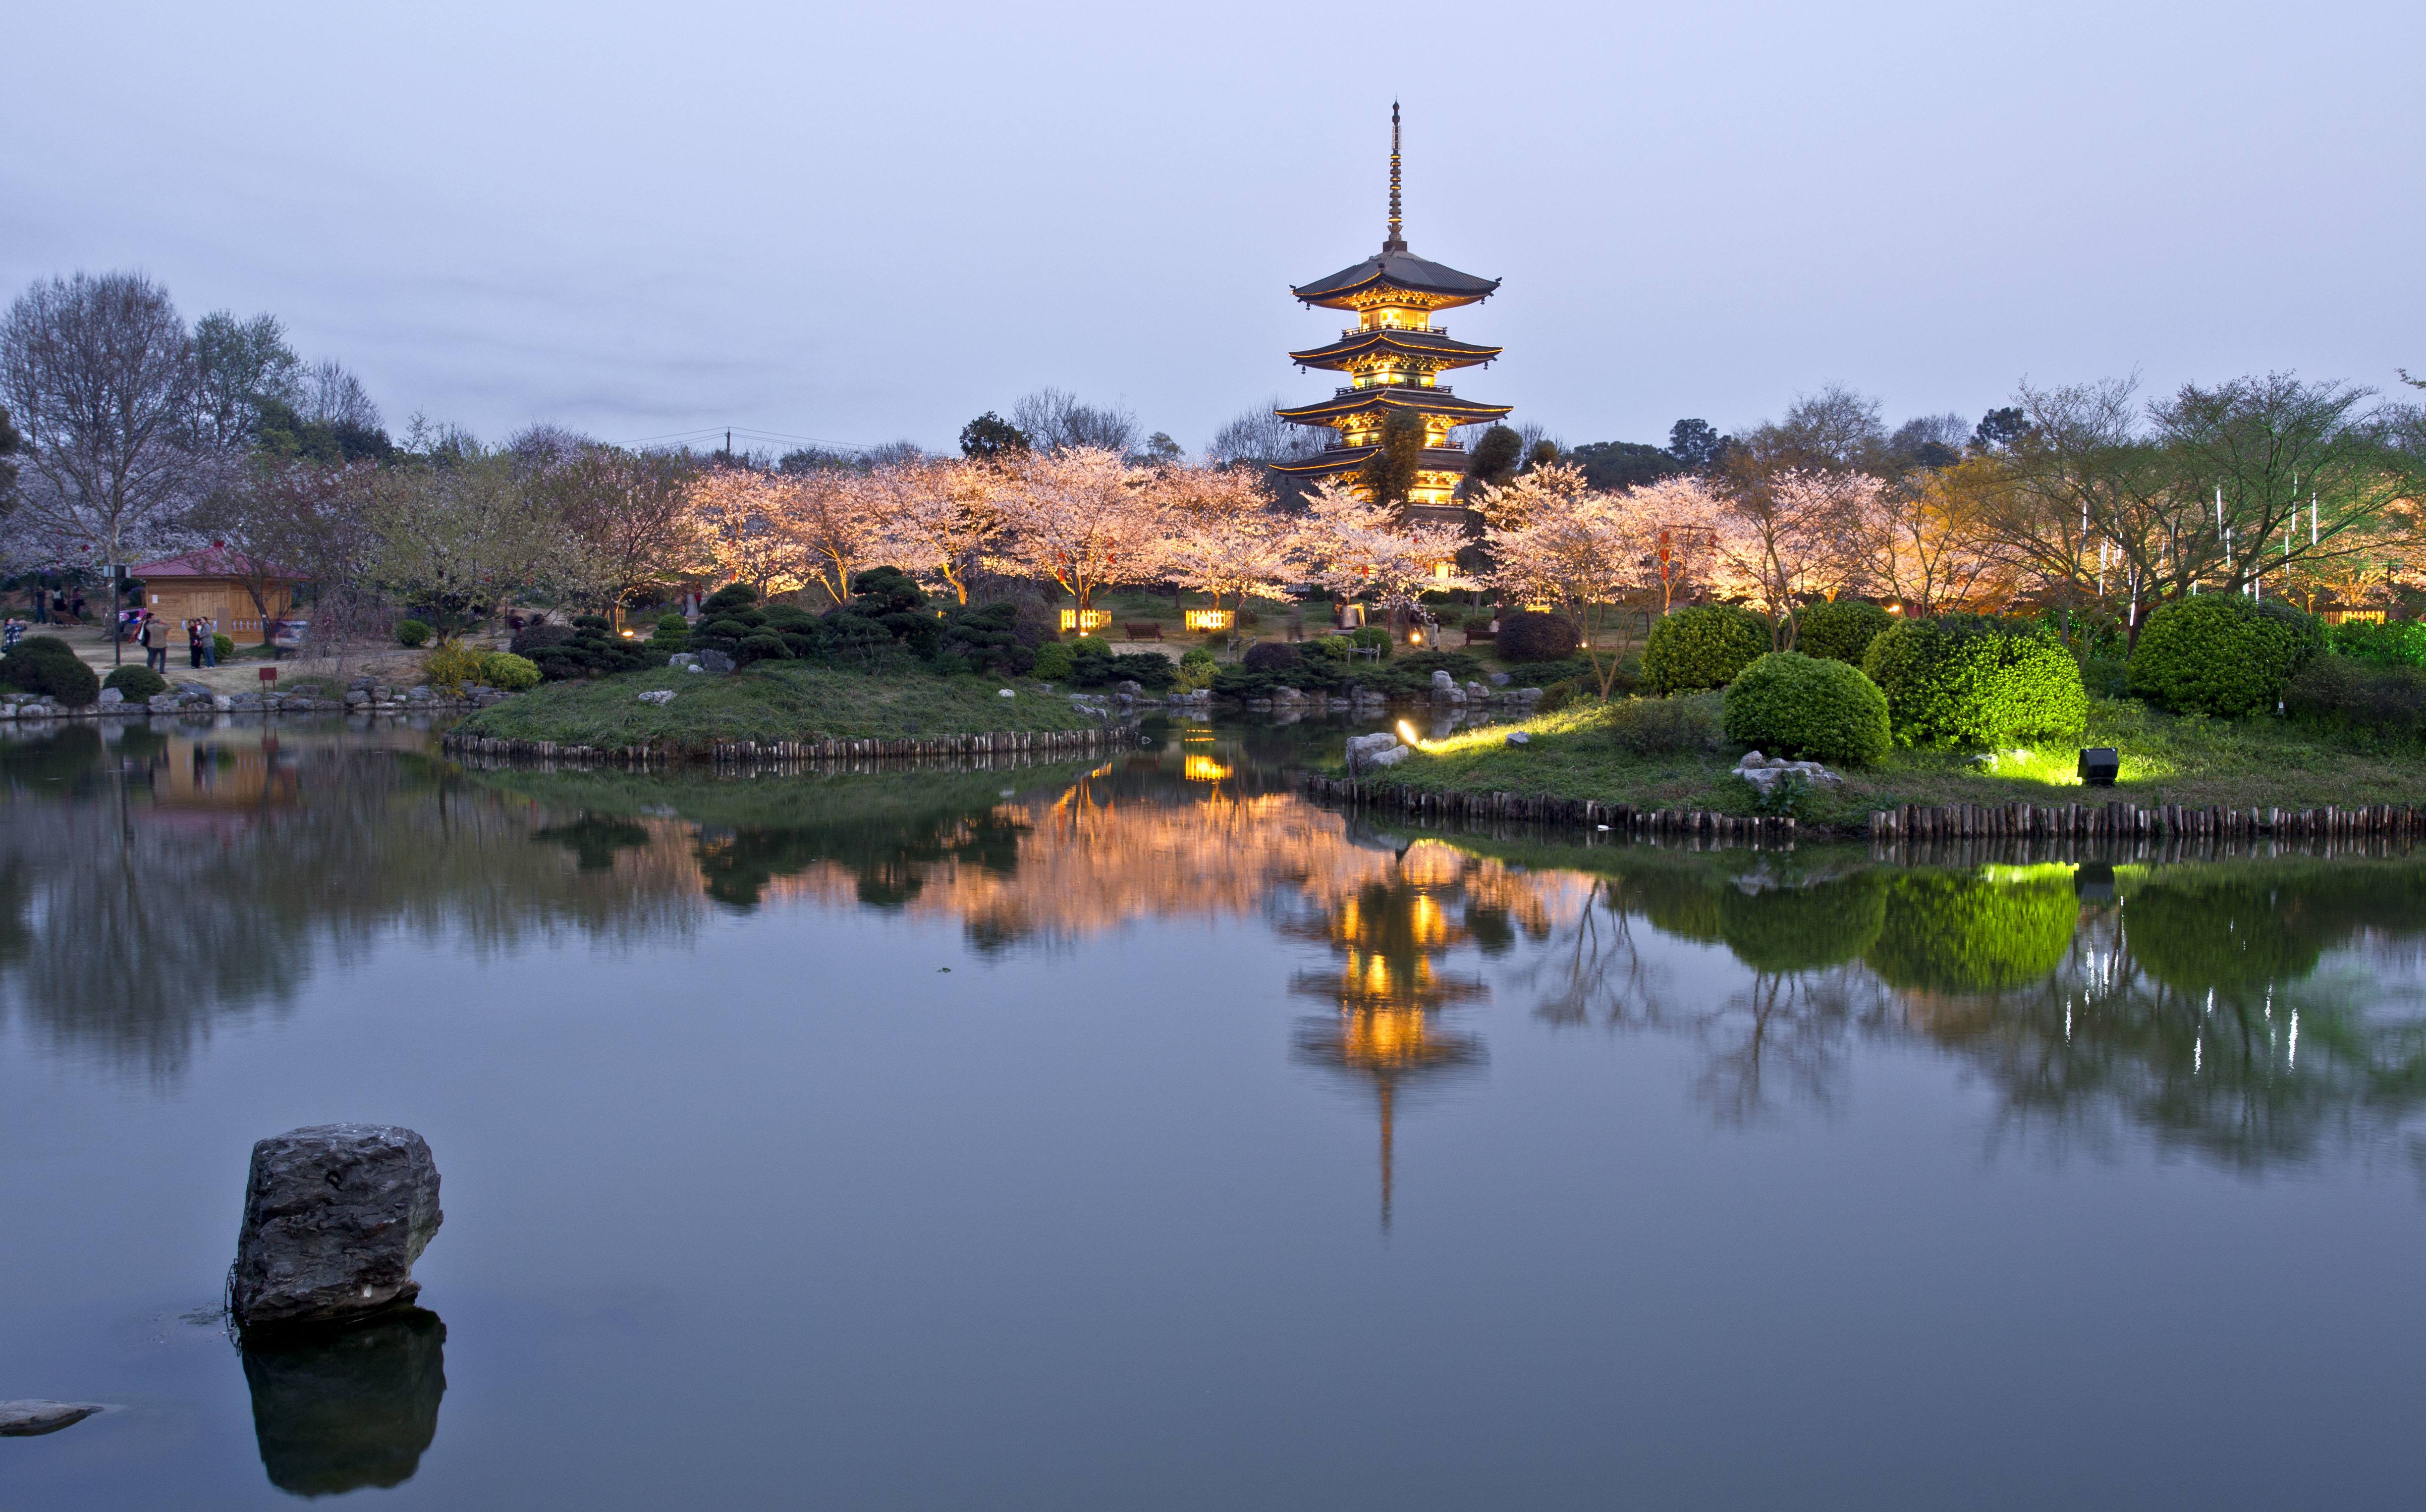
0 723 703 1079
11 720 2424 1178
1516 845 2426 1167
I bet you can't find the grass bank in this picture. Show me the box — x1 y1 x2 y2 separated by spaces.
450 663 1100 753
1329 696 2426 832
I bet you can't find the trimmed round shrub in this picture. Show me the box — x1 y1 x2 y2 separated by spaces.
2128 595 2324 716
1721 652 1891 765
654 613 690 637
1643 604 1769 693
1792 599 1892 666
1349 625 1392 659
212 633 234 660
734 633 791 665
0 637 100 706
510 622 574 655
394 618 433 648
1861 616 2087 747
1070 635 1112 658
1030 642 1074 680
1241 642 1302 674
1496 609 1581 663
479 651 542 691
103 664 169 700
701 583 759 616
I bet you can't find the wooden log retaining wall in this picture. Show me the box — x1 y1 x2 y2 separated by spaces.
1867 800 2426 844
440 726 1121 769
1299 773 2426 855
1295 773 1802 846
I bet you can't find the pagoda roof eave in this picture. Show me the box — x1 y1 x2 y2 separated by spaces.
1270 445 1479 476
1274 389 1512 425
1290 250 1501 309
1287 329 1502 369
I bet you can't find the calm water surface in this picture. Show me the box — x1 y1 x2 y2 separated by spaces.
4 716 2424 1510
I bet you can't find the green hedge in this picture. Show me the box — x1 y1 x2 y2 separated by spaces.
1862 616 2087 747
0 636 99 706
2323 618 2426 668
1792 599 1893 666
395 618 432 648
1643 604 1769 692
1721 652 1891 765
1497 610 1580 663
1863 871 2076 994
2127 595 2323 716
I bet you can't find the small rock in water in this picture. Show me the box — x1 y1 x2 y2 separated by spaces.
0 1401 109 1437
637 689 676 705
230 1125 443 1333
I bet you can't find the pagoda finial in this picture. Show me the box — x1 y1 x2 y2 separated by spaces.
1383 102 1406 254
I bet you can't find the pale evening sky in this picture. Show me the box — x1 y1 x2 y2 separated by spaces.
4 0 2418 456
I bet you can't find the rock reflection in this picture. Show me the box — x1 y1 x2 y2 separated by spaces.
241 1307 445 1497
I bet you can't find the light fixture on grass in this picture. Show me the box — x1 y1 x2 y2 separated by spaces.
2076 747 2119 786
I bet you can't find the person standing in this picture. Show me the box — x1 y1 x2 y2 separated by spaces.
202 615 219 667
68 589 85 623
141 613 166 674
186 618 203 669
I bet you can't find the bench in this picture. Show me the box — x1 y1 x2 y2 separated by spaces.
1124 622 1163 641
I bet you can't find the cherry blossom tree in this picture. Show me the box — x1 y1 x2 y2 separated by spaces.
687 467 809 598
1868 458 2005 616
1614 474 1724 614
1293 477 1470 636
990 446 1162 612
1482 488 1648 698
1154 465 1293 616
778 467 891 607
879 458 1002 605
1711 468 1885 648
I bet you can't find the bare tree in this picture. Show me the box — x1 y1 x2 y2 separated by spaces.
0 271 203 567
1010 387 1140 455
299 358 382 431
538 445 701 617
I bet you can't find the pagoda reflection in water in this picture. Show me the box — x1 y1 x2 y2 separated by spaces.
1289 840 1548 1228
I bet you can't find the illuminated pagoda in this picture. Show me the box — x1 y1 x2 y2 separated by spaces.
1274 103 1508 525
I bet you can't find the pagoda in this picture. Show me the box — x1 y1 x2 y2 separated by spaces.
1274 104 1508 524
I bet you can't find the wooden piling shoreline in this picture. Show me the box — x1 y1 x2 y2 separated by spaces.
439 725 1122 769
1295 771 2426 856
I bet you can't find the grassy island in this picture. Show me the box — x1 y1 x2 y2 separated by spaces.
447 663 1100 754
1328 695 2426 834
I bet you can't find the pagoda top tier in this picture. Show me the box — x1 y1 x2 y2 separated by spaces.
1291 251 1500 313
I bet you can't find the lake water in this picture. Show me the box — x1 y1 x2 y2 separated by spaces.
5 715 2425 1510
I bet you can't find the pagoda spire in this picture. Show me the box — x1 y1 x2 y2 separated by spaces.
1383 102 1407 254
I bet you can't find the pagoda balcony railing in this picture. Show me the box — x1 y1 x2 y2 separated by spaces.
1334 383 1456 399
1341 324 1447 339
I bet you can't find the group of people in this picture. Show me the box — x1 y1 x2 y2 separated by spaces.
123 611 221 673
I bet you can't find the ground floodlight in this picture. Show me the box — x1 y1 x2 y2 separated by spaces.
2076 747 2119 786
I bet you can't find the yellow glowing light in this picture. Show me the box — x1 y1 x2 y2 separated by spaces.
1395 719 1421 749
1060 609 1112 633
1183 608 1233 632
1409 629 1424 645
1183 754 1233 782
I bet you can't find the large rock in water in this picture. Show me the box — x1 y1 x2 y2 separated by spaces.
230 1125 442 1332
0 1401 109 1436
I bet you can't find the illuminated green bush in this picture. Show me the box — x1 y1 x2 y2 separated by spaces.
1792 599 1893 666
2127 596 2323 717
1863 871 2076 993
1721 651 1891 764
2125 880 2323 993
1643 604 1769 693
1861 616 2087 747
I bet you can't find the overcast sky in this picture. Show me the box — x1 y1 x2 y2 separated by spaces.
6 0 2419 456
